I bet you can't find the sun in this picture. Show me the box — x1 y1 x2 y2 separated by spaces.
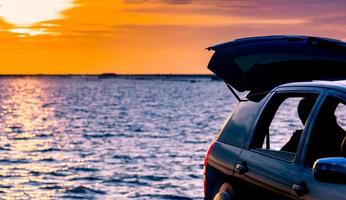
0 0 75 36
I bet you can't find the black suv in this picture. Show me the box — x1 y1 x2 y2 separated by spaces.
204 36 346 200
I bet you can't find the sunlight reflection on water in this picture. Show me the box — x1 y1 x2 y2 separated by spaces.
0 76 235 199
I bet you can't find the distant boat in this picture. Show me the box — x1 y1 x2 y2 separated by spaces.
98 73 118 78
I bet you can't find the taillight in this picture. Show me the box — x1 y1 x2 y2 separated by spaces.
204 141 216 197
204 141 216 167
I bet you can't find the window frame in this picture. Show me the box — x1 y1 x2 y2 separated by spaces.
248 88 323 162
301 89 346 169
216 92 269 148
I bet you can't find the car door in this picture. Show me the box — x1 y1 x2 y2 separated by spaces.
292 90 346 200
234 90 321 200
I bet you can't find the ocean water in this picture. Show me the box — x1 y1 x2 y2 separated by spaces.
0 76 236 199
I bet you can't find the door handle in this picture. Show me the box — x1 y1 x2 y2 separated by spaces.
236 161 248 175
292 182 308 197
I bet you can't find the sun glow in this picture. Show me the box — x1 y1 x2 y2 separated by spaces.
0 0 75 36
0 0 345 74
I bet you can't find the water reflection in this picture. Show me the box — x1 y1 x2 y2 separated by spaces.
0 76 235 199
0 78 54 133
0 78 61 199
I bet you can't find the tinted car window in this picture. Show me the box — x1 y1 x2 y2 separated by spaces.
335 103 346 130
306 95 346 168
251 93 318 161
267 97 305 150
217 96 266 148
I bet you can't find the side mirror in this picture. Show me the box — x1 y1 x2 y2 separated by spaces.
313 157 346 183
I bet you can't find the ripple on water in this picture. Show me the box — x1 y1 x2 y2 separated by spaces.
64 185 106 195
70 167 100 172
70 176 103 182
31 147 61 153
0 158 30 164
83 133 116 139
0 76 236 199
46 171 69 177
38 158 56 162
131 194 194 200
40 185 64 190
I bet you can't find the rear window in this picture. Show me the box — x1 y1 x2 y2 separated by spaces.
217 96 266 147
234 54 329 72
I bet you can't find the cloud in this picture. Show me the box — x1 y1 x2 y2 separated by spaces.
124 0 192 4
162 0 191 4
123 0 346 21
313 15 346 25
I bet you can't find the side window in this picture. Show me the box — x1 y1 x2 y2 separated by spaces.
335 103 346 130
251 93 318 161
218 95 266 148
306 95 346 168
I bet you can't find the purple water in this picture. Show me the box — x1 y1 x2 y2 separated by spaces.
0 76 235 199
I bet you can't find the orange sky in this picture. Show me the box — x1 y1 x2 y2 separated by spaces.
1 0 346 74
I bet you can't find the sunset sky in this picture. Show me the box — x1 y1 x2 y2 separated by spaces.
1 0 346 74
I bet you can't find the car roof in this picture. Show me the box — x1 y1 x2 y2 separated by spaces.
207 35 346 51
278 80 346 92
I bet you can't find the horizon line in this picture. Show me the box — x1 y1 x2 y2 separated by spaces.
0 73 214 76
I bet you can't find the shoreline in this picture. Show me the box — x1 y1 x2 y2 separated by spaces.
0 74 217 79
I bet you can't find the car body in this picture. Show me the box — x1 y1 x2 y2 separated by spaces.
204 36 346 200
